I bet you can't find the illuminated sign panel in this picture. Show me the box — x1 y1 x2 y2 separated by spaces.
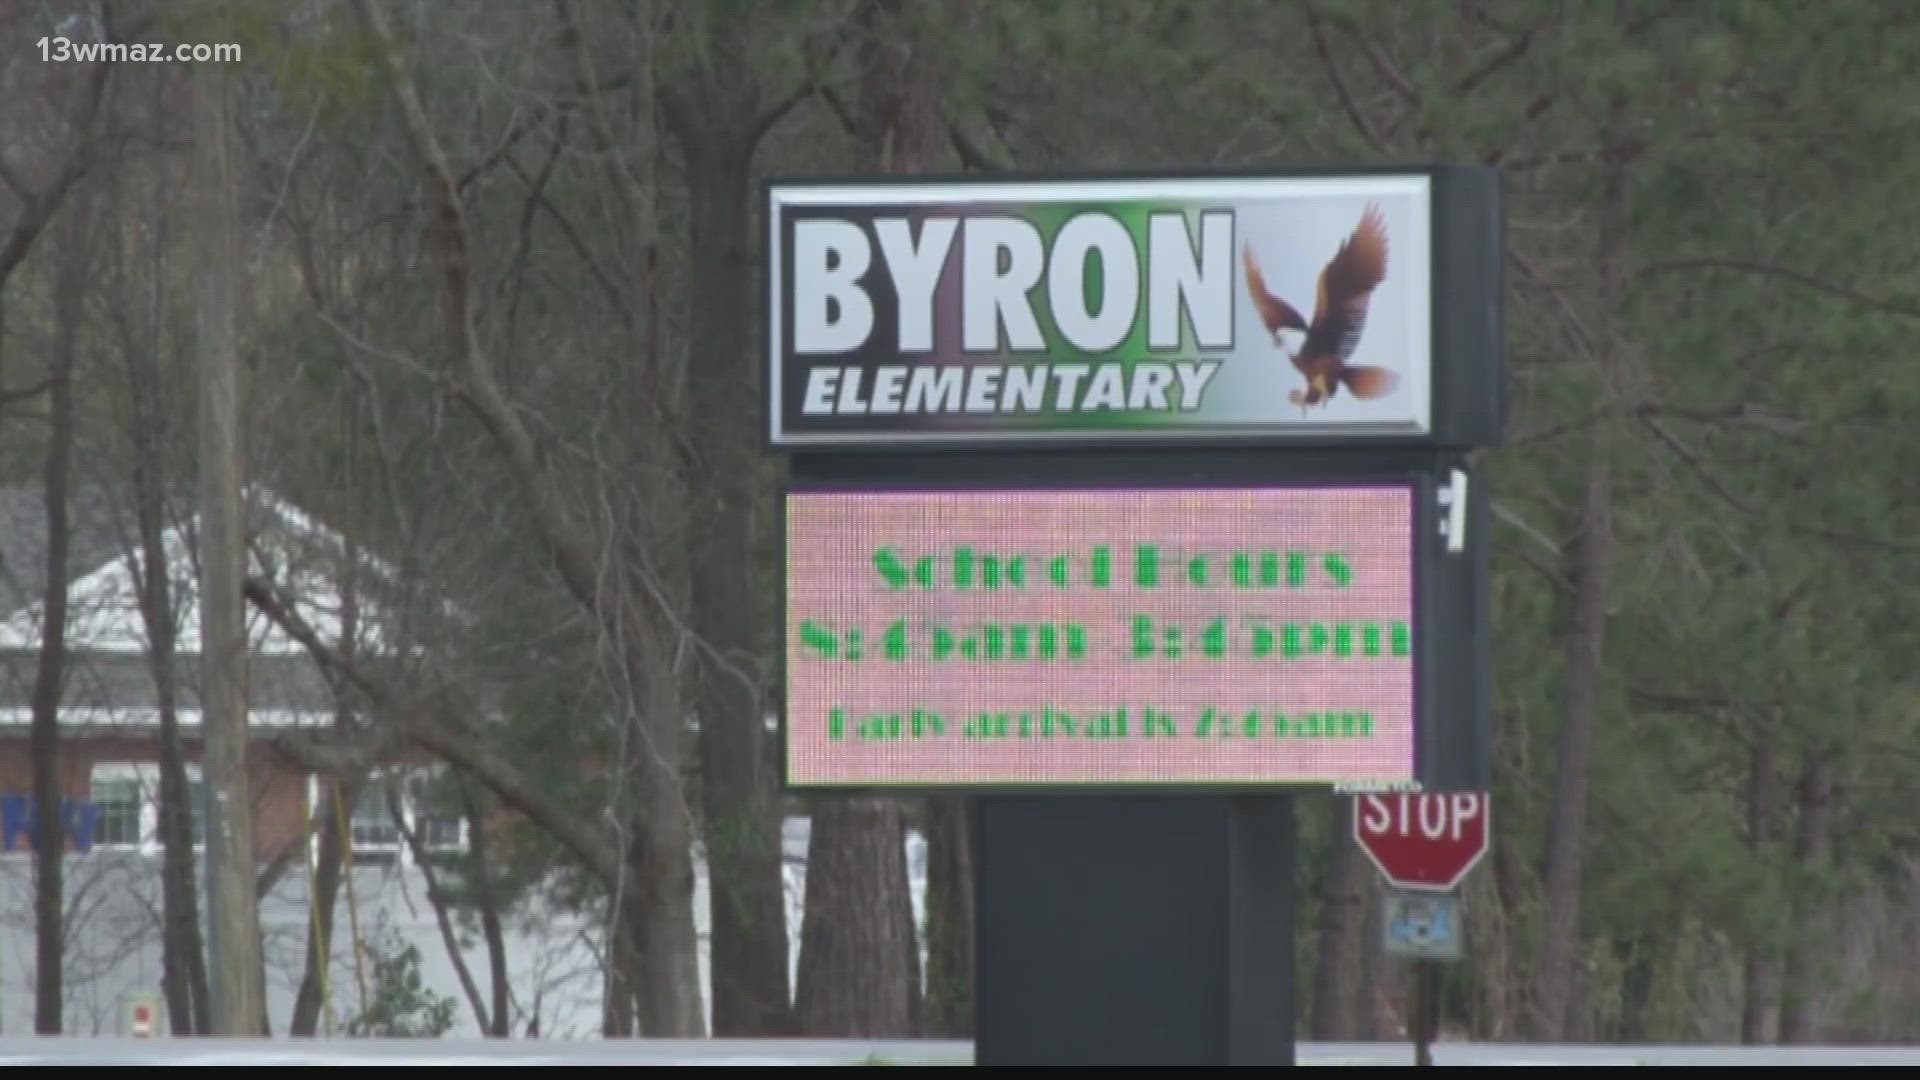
784 485 1418 787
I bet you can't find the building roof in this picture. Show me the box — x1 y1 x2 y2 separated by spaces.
0 484 140 620
0 483 407 730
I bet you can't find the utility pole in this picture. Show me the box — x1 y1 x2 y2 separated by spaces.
193 55 266 1036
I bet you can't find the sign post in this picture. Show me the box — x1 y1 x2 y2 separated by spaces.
1356 792 1490 1066
128 994 162 1038
766 167 1504 1065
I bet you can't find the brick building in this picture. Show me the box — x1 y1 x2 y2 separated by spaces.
0 484 463 869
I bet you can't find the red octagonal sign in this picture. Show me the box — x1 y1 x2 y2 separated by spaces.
1355 792 1490 891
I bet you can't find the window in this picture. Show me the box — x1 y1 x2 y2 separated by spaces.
87 764 206 854
406 772 466 853
346 767 469 861
349 781 401 850
417 809 464 850
91 775 142 847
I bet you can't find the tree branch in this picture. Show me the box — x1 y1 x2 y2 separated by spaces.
1628 686 1771 720
243 574 631 889
1317 9 1419 105
752 78 817 146
657 83 698 148
256 841 300 901
818 83 863 140
1307 15 1387 153
1479 92 1560 167
0 154 30 200
1501 538 1575 594
388 785 491 1034
1454 21 1539 95
1637 413 1920 554
1509 405 1612 448
1491 498 1564 557
508 157 631 330
242 576 380 699
1638 400 1808 437
1499 138 1648 174
1478 5 1669 167
1635 257 1920 323
355 0 638 630
1509 247 1605 365
0 54 113 289
0 378 54 406
948 121 1009 172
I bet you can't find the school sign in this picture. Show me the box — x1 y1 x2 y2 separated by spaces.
765 170 1501 449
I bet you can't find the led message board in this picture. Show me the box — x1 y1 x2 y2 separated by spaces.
784 484 1419 788
765 169 1504 450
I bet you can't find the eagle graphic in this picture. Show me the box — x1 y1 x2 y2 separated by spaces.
1241 205 1399 413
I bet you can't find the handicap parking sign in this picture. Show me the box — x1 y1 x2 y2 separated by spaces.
1383 888 1463 960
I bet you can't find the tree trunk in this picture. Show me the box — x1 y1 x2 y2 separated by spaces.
137 479 213 1037
795 799 918 1035
29 200 84 1036
1741 731 1777 1044
1779 750 1833 1044
621 609 705 1036
1531 428 1613 1040
601 907 637 1039
682 133 792 1036
194 55 268 1036
289 778 358 1036
1530 113 1627 1041
626 777 705 1036
794 0 947 1038
1311 798 1371 1039
461 781 512 1037
922 800 974 1036
1529 431 1611 1040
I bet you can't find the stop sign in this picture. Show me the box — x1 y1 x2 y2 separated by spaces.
1354 792 1490 891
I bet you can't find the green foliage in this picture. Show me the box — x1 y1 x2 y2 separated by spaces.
344 927 459 1038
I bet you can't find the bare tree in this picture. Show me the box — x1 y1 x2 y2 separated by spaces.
0 30 113 1038
350 0 705 1032
28 188 88 1035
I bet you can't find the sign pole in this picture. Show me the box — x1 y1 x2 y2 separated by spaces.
1413 958 1435 1066
975 794 1295 1066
